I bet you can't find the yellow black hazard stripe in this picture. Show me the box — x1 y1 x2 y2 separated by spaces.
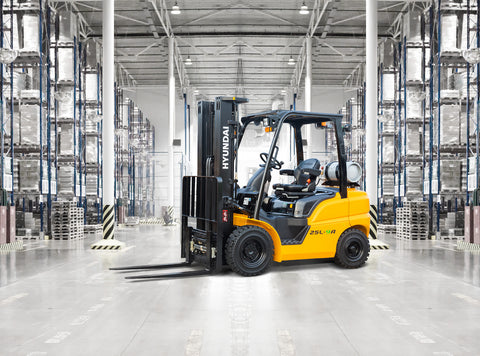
369 204 378 240
103 204 115 240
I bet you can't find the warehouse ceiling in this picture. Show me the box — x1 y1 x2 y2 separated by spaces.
63 0 429 112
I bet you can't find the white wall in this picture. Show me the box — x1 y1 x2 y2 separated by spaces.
123 86 185 153
124 87 197 217
124 85 358 175
295 86 359 113
294 86 359 158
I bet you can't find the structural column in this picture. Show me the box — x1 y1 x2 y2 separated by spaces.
305 36 312 157
92 0 123 249
168 36 175 208
366 0 378 239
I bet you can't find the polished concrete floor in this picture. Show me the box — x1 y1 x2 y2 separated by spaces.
1 226 480 356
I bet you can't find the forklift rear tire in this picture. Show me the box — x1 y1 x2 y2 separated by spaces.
226 226 273 276
334 228 370 268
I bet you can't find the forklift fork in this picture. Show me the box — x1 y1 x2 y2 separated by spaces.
110 262 191 271
110 262 211 280
111 176 225 281
125 269 211 280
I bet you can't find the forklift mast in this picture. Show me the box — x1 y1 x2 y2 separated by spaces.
198 97 248 198
180 97 249 271
197 101 214 176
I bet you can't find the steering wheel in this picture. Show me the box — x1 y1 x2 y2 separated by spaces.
260 152 283 170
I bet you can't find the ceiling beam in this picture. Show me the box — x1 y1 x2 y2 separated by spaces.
172 2 308 32
330 2 407 26
76 2 149 25
149 0 190 89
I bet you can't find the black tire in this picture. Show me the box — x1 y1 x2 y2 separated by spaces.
226 226 274 276
334 228 370 268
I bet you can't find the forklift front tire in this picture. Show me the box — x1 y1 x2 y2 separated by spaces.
226 226 274 276
334 228 370 268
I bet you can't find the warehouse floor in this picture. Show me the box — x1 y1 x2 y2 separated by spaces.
0 226 479 356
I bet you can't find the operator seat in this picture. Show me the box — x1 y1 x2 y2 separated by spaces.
238 167 267 194
273 158 320 198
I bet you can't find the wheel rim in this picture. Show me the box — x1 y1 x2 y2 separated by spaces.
239 237 267 269
344 239 363 262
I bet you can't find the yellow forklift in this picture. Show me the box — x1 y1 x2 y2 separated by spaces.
112 97 370 279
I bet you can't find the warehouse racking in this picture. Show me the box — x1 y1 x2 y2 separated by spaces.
114 90 155 222
0 0 156 245
339 0 480 238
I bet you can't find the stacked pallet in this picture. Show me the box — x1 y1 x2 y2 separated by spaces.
51 201 84 240
378 224 397 236
396 201 429 240
84 224 102 234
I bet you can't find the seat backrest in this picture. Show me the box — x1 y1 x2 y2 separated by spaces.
244 167 265 192
241 167 271 193
294 159 320 185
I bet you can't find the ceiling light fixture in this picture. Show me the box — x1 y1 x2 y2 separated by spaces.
299 2 309 15
193 90 199 95
185 56 192 65
288 56 295 65
171 1 181 15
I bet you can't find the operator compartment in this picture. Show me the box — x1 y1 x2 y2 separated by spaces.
258 158 363 245
260 187 337 245
236 110 366 250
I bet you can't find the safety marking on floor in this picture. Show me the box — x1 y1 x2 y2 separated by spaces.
457 240 480 251
370 239 390 250
91 244 120 250
375 304 410 325
451 293 480 306
87 304 105 313
229 279 252 356
0 240 24 251
185 329 203 356
70 315 90 326
409 331 435 344
277 329 295 356
45 331 71 344
376 303 393 313
369 204 378 240
374 298 436 345
345 279 360 286
0 293 28 306
90 241 127 250
300 272 323 286
390 315 410 326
